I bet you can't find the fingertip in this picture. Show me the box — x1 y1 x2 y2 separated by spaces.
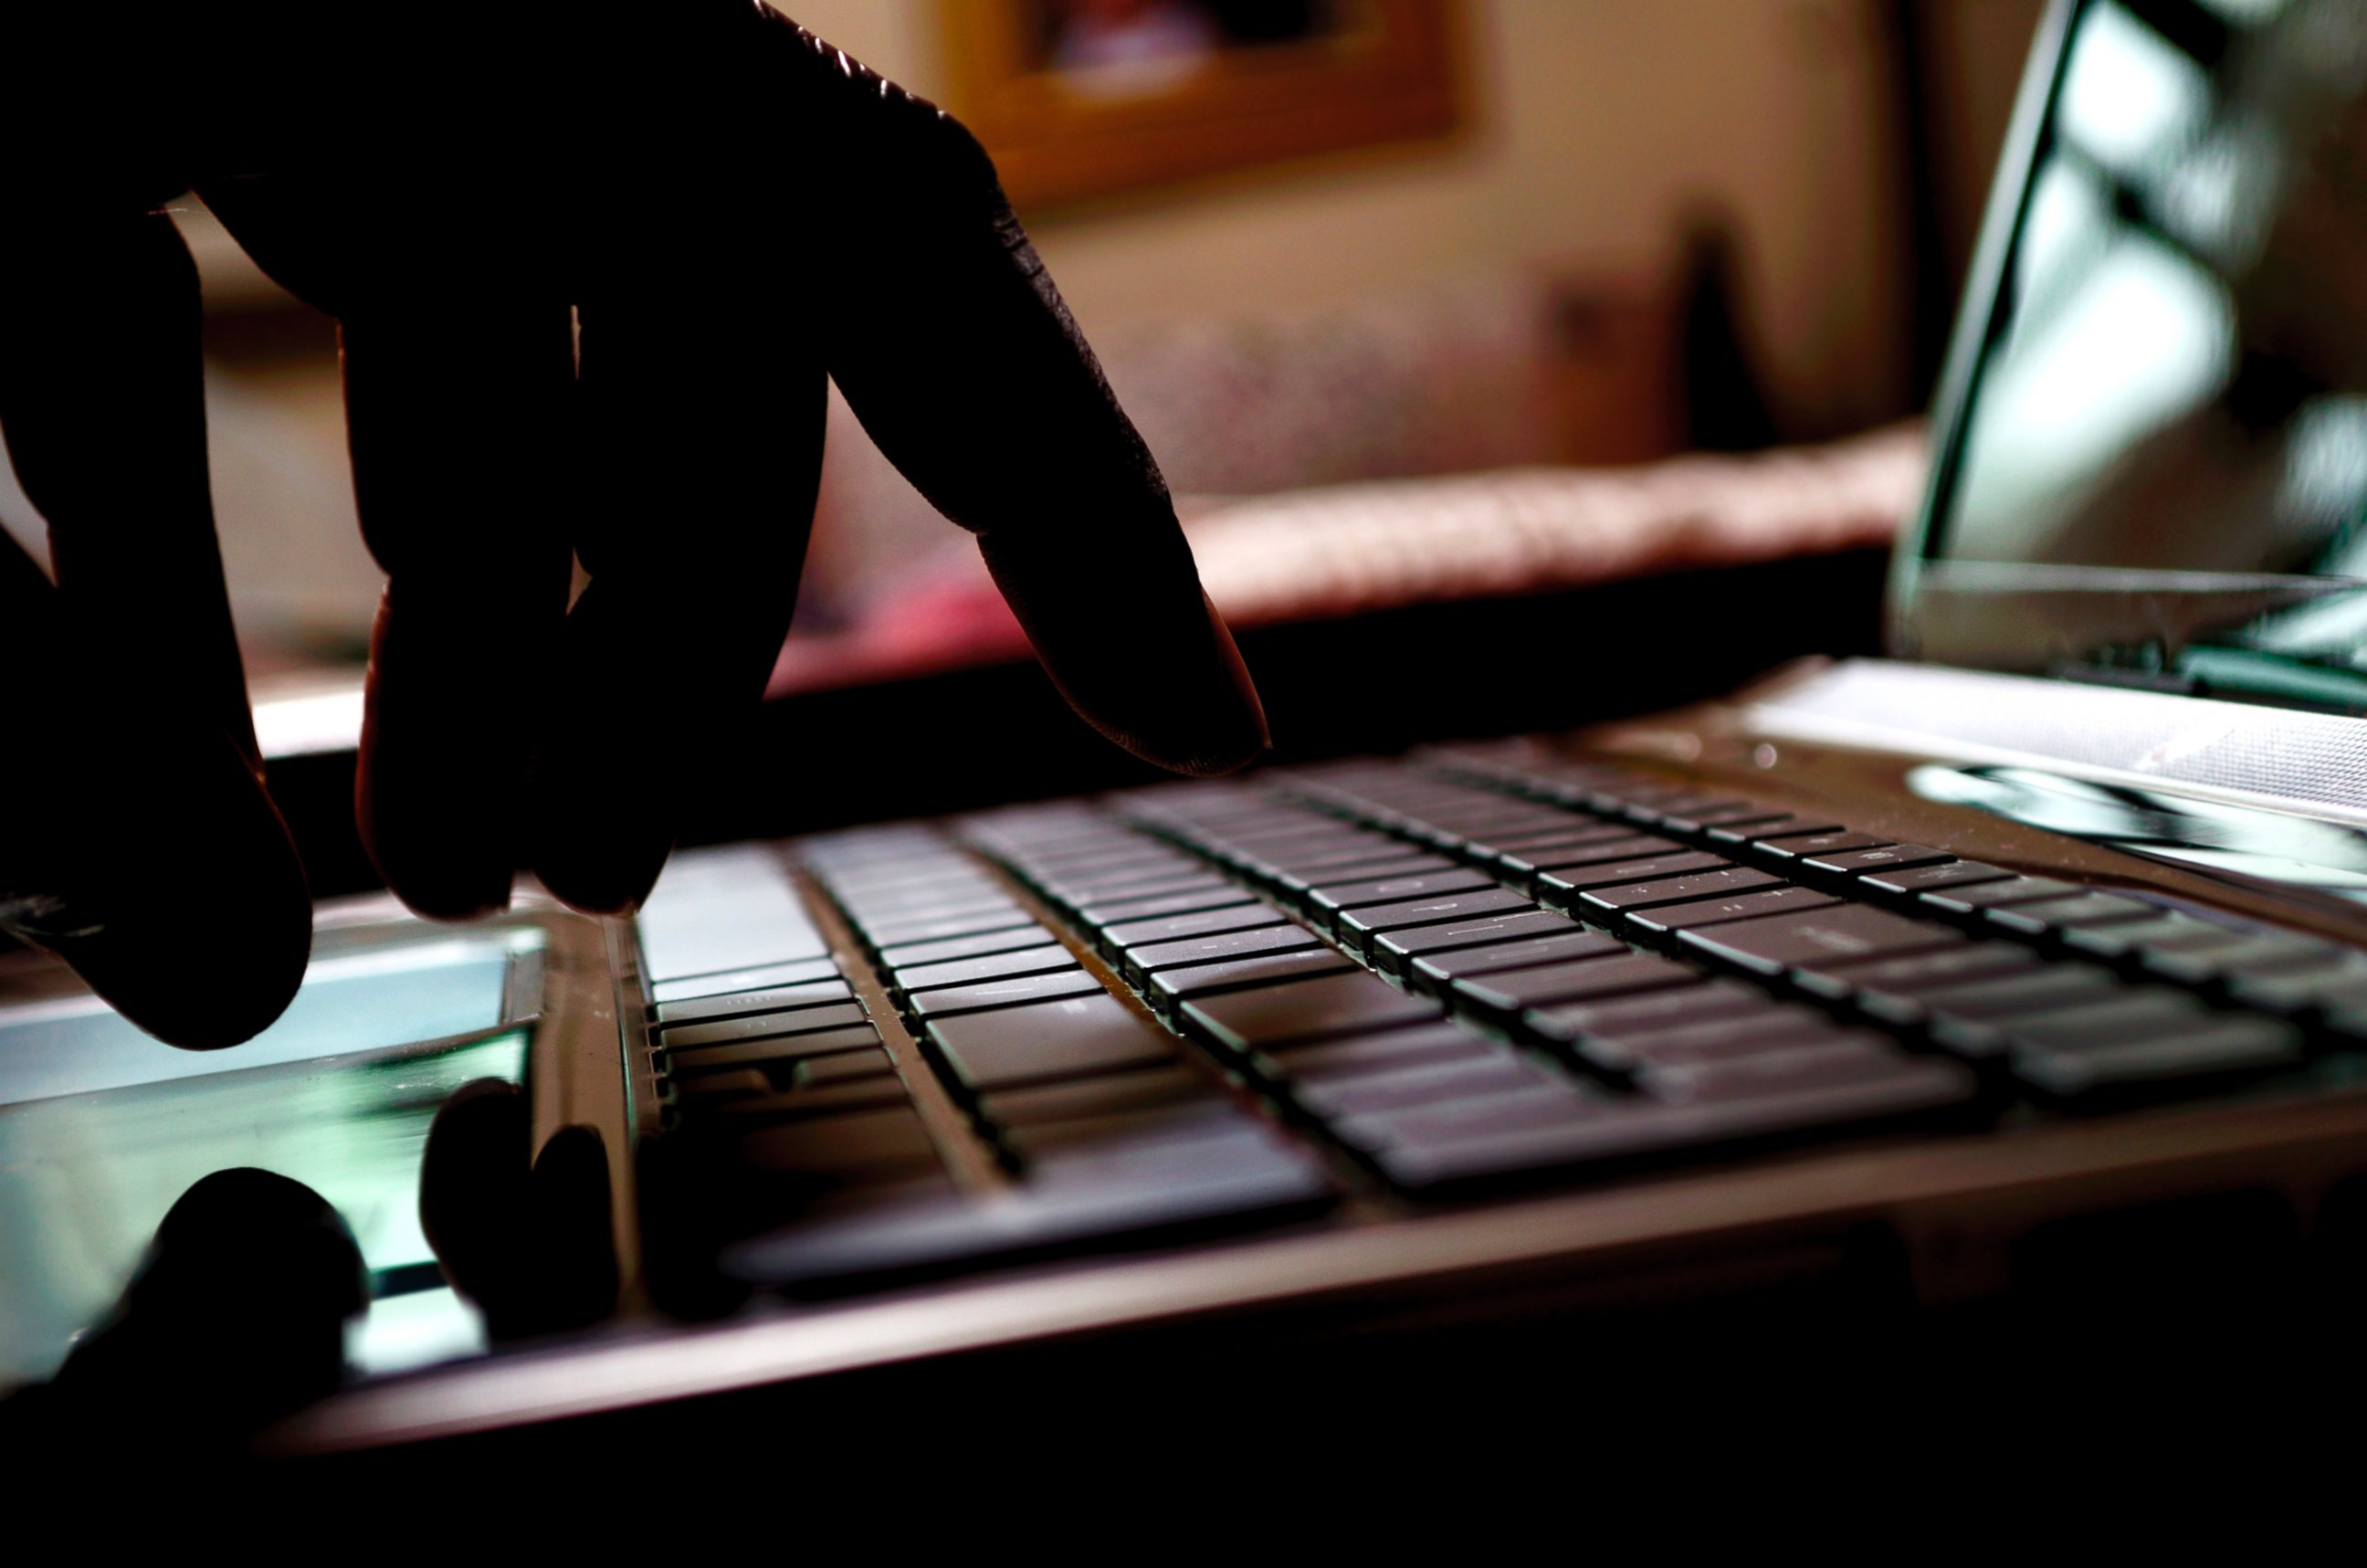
37 784 315 1052
529 834 668 920
525 752 676 917
982 542 1272 779
1173 590 1269 775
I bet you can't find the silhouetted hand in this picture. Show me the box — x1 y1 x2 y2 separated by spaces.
0 1088 620 1454
0 1 1268 1049
0 1168 369 1454
418 1079 621 1342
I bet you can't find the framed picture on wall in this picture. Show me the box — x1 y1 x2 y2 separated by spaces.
937 0 1464 212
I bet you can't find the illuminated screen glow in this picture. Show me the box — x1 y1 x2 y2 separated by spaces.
0 937 531 1387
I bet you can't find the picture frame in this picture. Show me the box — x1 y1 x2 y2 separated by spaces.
937 0 1464 212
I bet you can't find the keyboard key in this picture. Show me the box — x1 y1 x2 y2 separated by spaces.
838 883 1009 920
1103 904 1285 950
1370 1059 1972 1193
1534 851 1728 899
925 993 1173 1090
2014 1018 2304 1103
1534 978 1771 1043
1983 892 2162 935
652 978 856 1026
1590 1010 1850 1073
720 1128 1331 1289
1625 884 1841 933
1308 868 1495 922
1408 928 1628 987
1919 969 2128 1056
1296 1052 1557 1121
1629 793 1755 826
1125 924 1324 981
1004 1100 1263 1158
1752 830 1892 860
1678 905 1962 976
1334 1081 1609 1155
1468 951 1703 1018
876 928 1062 969
792 1048 899 1086
1052 870 1235 908
1917 966 2125 1024
1859 861 2017 896
1708 814 1843 844
1336 888 1535 949
861 909 1038 949
650 958 843 1005
2151 932 2351 990
1805 942 2039 1019
1992 992 2214 1054
702 1077 914 1121
1471 823 1656 858
1263 1022 1502 1083
2058 913 2252 961
906 969 1105 1019
1659 803 1794 833
981 1063 1220 1128
1268 854 1450 895
736 1105 941 1181
892 945 1081 993
1288 852 1448 890
1802 844 1955 877
671 1068 772 1102
659 1001 873 1051
1254 844 1429 879
1073 884 1256 925
1184 972 1441 1052
1038 867 1210 906
1370 908 1577 971
1147 948 1358 1004
667 1024 883 1077
1641 1036 1917 1101
2226 958 2367 1013
1916 876 2080 913
1500 836 1683 881
1575 865 1783 915
639 846 828 980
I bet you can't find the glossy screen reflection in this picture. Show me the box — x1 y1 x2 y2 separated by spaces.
0 937 529 1388
1924 0 2367 704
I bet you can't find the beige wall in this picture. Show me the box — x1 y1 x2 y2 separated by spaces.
790 0 1938 435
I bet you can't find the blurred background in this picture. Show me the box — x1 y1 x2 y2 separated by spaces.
0 0 2051 869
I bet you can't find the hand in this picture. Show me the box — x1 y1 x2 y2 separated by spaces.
417 1079 621 1342
0 1089 615 1456
0 1 1268 1048
2 1168 369 1455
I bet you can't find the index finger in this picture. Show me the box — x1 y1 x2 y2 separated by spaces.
0 204 312 1049
760 14 1268 775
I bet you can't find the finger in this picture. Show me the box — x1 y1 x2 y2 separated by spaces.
420 1080 617 1338
529 277 825 913
0 206 259 761
0 208 312 1049
54 1167 366 1441
756 15 1268 774
340 301 577 918
528 1124 620 1333
198 166 577 919
418 1079 536 1329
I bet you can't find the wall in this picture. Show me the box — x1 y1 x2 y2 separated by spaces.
790 0 1941 436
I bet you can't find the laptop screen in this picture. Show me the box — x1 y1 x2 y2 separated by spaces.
1906 0 2367 712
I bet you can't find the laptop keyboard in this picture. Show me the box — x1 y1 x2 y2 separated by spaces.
637 747 2367 1291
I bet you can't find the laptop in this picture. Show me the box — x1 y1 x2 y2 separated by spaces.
8 0 2367 1454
